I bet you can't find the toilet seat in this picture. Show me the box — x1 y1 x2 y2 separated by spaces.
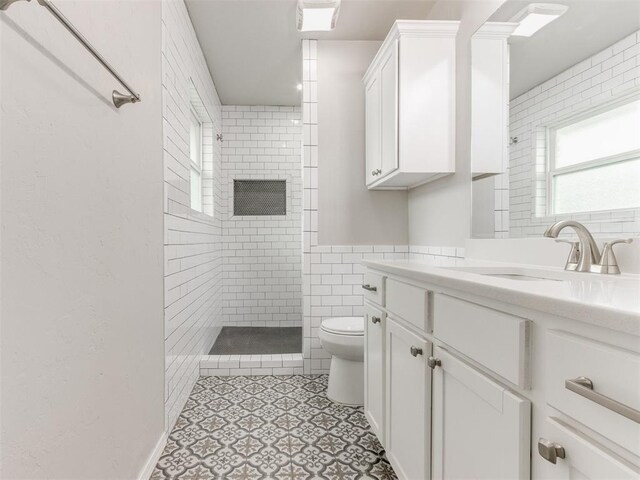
320 317 364 336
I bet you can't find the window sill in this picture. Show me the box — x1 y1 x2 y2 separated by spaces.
187 208 216 225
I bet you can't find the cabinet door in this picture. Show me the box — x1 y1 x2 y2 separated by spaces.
432 346 531 480
365 76 381 186
364 304 385 444
536 417 639 480
386 318 431 480
379 40 399 178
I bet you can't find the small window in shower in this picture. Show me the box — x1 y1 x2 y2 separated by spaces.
233 180 286 216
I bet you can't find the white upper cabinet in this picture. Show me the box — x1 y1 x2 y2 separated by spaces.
363 21 459 190
365 75 381 186
471 23 517 178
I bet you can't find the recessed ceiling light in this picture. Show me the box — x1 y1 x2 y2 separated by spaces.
510 3 568 37
297 0 341 32
296 83 303 91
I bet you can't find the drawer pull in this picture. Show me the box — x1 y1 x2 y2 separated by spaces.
537 438 565 464
565 376 640 424
371 316 381 324
427 356 441 368
361 284 377 292
410 346 423 357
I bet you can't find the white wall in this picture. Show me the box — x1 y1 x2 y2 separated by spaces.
317 41 409 245
407 0 506 247
162 0 224 432
220 105 302 327
0 1 164 478
506 30 640 238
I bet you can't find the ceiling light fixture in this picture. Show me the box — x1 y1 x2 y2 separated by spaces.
509 3 568 37
296 83 303 91
297 0 341 32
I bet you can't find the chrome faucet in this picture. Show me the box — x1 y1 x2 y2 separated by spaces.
544 220 632 274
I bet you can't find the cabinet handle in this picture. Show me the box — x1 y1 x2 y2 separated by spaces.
361 284 377 292
371 168 382 176
427 356 441 368
565 376 640 424
538 438 565 464
371 316 381 324
410 346 423 357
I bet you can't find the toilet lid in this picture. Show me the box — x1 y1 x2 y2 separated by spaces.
321 317 364 336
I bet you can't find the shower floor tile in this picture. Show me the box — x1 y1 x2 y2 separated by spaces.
208 327 302 355
151 375 396 480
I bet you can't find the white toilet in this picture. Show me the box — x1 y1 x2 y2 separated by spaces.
319 316 364 405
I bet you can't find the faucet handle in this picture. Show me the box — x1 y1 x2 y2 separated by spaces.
555 239 580 271
595 238 633 275
605 238 633 247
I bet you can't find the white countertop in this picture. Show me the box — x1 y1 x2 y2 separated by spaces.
361 258 640 336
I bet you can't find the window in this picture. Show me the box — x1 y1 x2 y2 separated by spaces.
548 96 640 215
233 180 286 216
189 107 203 212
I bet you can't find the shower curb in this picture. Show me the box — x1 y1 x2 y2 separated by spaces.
200 353 304 376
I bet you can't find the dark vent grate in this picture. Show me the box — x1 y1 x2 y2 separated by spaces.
234 180 286 216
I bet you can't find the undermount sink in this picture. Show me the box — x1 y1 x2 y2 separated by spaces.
441 266 568 282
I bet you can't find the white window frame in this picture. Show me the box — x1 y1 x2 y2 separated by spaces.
546 92 640 216
189 105 203 213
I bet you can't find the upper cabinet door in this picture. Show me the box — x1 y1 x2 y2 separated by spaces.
432 346 531 480
365 76 381 186
470 23 517 178
379 40 399 179
364 304 386 445
385 317 431 480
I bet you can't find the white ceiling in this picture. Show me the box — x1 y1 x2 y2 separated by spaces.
185 0 437 106
488 0 640 99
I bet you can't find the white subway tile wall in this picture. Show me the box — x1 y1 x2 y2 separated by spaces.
503 30 640 238
220 106 303 327
162 0 224 431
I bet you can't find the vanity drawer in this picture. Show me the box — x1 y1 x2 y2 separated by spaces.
362 272 386 306
537 417 639 480
433 294 530 388
386 278 429 333
546 330 640 453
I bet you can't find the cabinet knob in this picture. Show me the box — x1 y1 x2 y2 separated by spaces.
410 346 423 357
371 168 382 176
427 356 441 369
371 316 381 324
538 438 565 464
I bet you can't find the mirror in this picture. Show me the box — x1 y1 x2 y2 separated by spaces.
471 0 640 239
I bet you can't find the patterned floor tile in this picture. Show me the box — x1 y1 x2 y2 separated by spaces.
151 375 397 480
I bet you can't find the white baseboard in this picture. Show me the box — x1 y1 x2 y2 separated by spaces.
137 431 168 480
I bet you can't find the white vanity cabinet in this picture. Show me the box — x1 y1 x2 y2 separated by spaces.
364 304 386 444
361 260 640 480
363 20 459 190
538 417 640 480
386 318 432 480
431 345 531 480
